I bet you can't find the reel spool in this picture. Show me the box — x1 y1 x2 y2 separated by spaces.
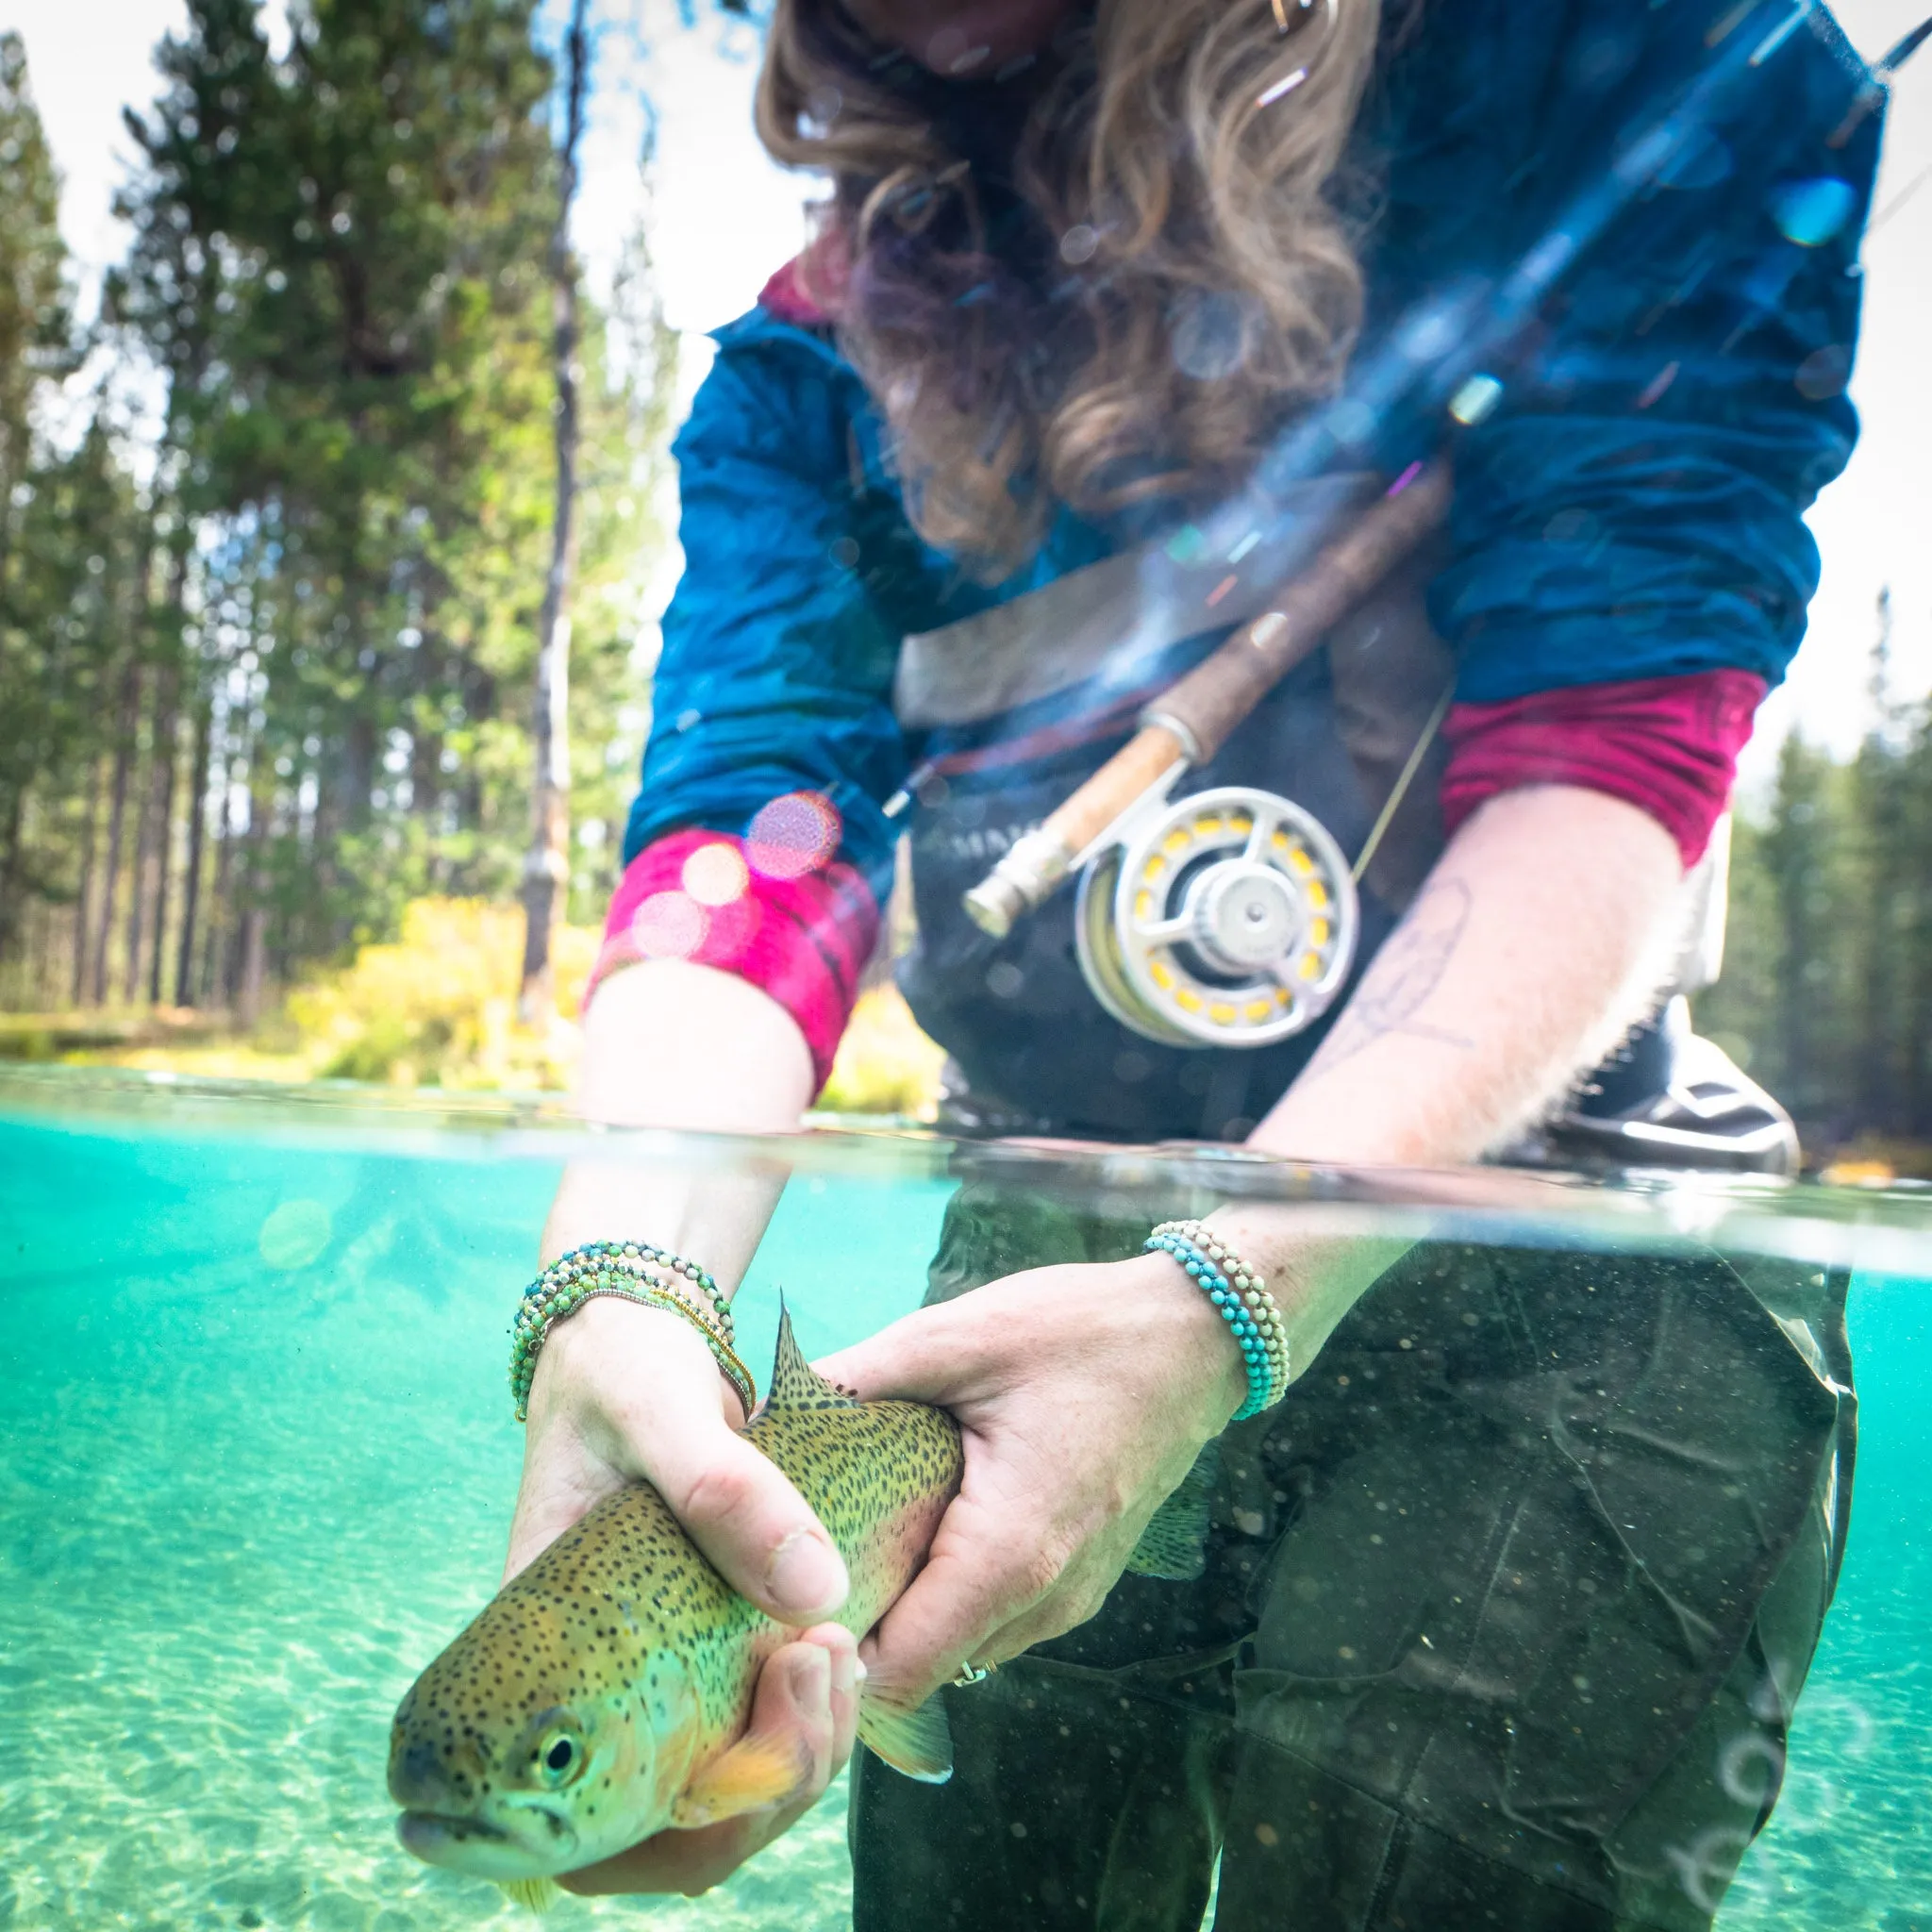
1074 785 1358 1049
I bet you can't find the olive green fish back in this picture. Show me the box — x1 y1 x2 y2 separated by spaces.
745 1307 962 1580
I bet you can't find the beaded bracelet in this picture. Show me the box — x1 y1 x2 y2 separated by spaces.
514 1258 731 1369
1144 1220 1291 1422
509 1242 755 1423
519 1242 735 1349
513 1248 733 1376
525 1241 733 1332
510 1276 755 1422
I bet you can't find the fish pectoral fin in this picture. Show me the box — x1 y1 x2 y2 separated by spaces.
670 1733 811 1829
495 1876 565 1914
857 1688 953 1784
1124 1443 1216 1583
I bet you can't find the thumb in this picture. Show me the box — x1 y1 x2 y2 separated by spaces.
815 1301 979 1408
550 1302 851 1624
623 1327 851 1624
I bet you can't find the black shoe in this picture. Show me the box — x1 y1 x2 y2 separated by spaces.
1507 997 1800 1177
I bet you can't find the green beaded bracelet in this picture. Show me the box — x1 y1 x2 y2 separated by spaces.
522 1241 732 1333
509 1242 754 1422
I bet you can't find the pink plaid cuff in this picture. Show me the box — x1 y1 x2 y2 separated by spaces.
588 806 879 1091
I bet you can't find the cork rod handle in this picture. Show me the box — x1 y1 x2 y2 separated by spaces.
962 463 1451 940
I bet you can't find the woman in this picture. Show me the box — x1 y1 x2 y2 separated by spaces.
505 0 1874 1923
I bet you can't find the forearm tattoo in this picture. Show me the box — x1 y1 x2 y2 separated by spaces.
1307 876 1475 1074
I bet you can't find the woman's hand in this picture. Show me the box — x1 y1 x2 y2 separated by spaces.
813 1252 1249 1710
504 1295 855 1895
505 1295 850 1612
561 1623 862 1898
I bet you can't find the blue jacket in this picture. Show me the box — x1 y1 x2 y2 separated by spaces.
621 0 1880 1131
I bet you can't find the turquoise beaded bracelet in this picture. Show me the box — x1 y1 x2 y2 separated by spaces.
1145 1220 1290 1422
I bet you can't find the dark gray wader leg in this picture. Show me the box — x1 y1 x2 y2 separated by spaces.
849 1189 1855 1932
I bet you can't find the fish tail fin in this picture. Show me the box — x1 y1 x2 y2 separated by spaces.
496 1876 564 1914
764 1295 858 1414
1124 1442 1218 1582
857 1685 954 1784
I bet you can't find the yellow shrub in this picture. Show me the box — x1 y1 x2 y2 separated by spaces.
820 983 946 1122
108 895 947 1110
284 898 601 1091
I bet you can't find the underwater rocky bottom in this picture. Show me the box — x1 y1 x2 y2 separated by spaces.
0 1102 1925 1931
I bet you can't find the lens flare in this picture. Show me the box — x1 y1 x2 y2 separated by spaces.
631 891 708 959
1769 176 1857 247
681 841 749 908
747 792 841 880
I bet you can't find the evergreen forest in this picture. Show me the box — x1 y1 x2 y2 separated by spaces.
1697 613 1932 1156
0 0 673 1029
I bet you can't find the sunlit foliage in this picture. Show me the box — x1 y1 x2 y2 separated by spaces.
0 2 675 1015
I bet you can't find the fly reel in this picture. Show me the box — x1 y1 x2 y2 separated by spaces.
1074 784 1359 1049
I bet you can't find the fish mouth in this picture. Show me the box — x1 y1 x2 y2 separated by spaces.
397 1807 579 1877
397 1810 507 1856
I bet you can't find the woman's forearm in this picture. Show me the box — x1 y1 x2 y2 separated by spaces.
542 959 816 1284
1211 784 1687 1373
1252 783 1686 1169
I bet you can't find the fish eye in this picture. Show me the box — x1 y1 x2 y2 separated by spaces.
536 1729 584 1787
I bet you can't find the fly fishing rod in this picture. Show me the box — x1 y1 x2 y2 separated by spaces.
958 0 1922 1053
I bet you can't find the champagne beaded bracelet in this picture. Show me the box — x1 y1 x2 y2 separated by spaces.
509 1241 755 1422
1145 1219 1291 1421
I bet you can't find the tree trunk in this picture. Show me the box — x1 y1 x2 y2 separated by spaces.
175 684 213 1008
92 657 143 1007
124 741 153 1006
0 780 25 965
28 892 52 1009
145 559 189 1006
229 772 268 1017
239 904 268 1026
206 771 235 1009
71 757 102 1008
519 0 591 1027
127 670 182 1007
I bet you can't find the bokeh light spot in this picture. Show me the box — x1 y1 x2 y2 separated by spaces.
1769 177 1857 248
1059 224 1099 265
681 842 749 908
1169 289 1249 382
259 1199 331 1271
1794 344 1851 402
632 891 708 959
1447 374 1504 425
747 792 841 879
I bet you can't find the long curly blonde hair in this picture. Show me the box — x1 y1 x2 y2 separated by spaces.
756 0 1384 575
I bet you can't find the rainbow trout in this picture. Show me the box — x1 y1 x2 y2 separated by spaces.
388 1307 1209 1908
388 1309 963 1907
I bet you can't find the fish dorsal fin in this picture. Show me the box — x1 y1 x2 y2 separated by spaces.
764 1299 858 1414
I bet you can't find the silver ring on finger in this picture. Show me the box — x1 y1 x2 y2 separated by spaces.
951 1659 997 1688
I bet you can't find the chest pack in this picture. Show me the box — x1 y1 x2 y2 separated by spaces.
895 470 1453 1060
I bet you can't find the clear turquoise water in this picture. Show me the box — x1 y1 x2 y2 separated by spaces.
0 1096 1926 1931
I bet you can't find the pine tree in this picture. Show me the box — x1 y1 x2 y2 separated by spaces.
0 31 80 979
75 0 672 1007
